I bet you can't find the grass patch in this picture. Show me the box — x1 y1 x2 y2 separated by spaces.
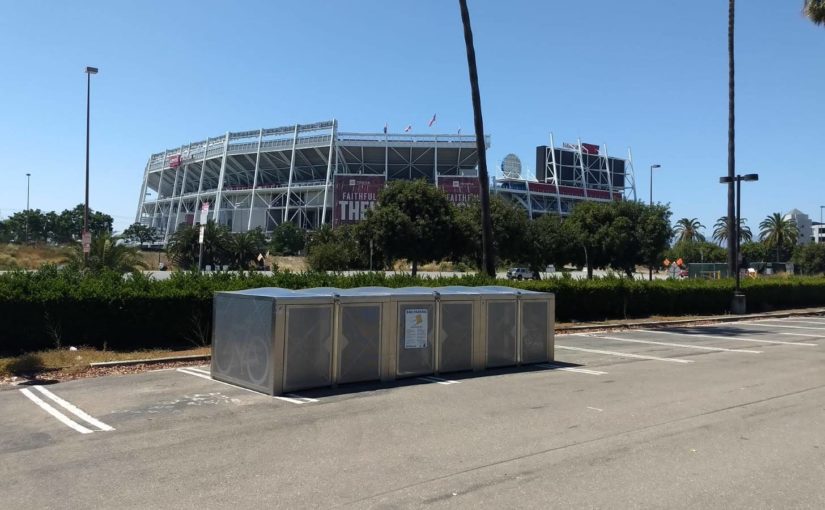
0 346 209 377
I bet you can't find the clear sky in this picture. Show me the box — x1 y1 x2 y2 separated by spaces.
1 0 823 234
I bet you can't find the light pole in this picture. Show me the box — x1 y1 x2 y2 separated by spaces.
820 205 824 243
83 66 98 263
720 173 758 312
649 164 661 205
25 173 31 244
648 164 661 281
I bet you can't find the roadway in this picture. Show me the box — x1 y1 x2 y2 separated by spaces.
1 316 823 508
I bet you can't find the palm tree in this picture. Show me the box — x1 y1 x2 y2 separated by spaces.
673 218 706 243
712 216 752 245
726 0 737 275
804 0 825 24
167 221 231 270
458 0 495 277
67 232 147 273
759 213 799 262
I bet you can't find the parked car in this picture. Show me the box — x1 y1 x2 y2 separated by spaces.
506 267 539 280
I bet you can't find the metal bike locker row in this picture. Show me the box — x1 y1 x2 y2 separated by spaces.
211 286 555 396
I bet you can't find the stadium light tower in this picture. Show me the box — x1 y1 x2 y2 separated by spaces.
83 66 98 262
649 164 661 205
719 173 758 312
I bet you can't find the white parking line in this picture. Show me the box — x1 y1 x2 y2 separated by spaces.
762 319 825 327
579 334 762 354
537 363 607 375
741 322 825 331
19 388 94 434
275 394 319 404
778 332 823 339
32 386 114 432
418 376 460 385
638 330 816 347
187 367 211 376
555 345 693 363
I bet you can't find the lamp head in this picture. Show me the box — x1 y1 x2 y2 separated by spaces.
719 176 733 184
85 66 99 75
651 164 661 169
742 173 759 182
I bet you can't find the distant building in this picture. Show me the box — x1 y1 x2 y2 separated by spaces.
784 209 813 245
812 221 825 244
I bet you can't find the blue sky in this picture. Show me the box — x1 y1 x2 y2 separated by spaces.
1 0 824 233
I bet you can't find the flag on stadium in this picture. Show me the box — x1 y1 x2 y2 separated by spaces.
169 154 182 168
457 127 462 135
404 125 412 132
383 122 388 134
428 114 437 127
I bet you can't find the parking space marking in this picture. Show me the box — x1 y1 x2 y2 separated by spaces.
778 332 823 339
638 330 816 347
275 395 319 404
186 367 212 376
175 368 268 396
742 322 825 331
579 334 763 354
762 319 825 327
418 376 461 385
537 363 607 375
555 345 694 363
32 386 115 432
19 388 94 434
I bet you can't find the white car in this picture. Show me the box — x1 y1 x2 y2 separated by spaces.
506 267 537 280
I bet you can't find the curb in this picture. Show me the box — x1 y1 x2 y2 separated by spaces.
89 354 211 368
556 307 825 333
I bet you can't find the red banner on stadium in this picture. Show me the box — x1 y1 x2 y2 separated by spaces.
438 176 480 205
333 174 386 225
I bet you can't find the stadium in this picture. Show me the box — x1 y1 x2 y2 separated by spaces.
135 119 637 243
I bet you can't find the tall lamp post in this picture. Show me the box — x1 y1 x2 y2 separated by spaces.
648 164 662 281
819 205 824 243
83 66 98 262
649 164 661 205
719 173 758 313
25 173 31 244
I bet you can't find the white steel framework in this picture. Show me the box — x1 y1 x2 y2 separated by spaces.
136 120 489 243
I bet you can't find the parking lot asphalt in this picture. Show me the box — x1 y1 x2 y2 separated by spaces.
2 317 824 509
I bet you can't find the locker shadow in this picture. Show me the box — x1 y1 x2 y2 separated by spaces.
653 325 823 337
291 361 588 399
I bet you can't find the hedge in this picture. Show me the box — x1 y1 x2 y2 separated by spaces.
1 267 824 354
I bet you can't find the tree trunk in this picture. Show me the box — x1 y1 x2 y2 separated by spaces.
587 265 593 280
727 0 737 277
458 0 496 278
411 259 418 277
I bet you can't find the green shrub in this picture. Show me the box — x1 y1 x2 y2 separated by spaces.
2 267 825 354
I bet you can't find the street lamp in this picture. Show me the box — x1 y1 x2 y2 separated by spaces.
719 173 758 312
648 164 662 281
25 173 31 244
83 66 98 262
649 164 662 205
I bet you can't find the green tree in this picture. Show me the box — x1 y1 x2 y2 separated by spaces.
121 223 159 244
363 180 454 276
229 228 267 269
635 203 673 279
759 213 799 262
564 201 615 279
458 0 495 277
739 241 769 264
66 232 147 273
666 241 727 265
167 221 231 270
270 222 306 255
306 224 367 271
712 216 751 245
792 243 825 275
804 0 825 24
451 195 530 269
525 214 570 273
673 218 706 243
